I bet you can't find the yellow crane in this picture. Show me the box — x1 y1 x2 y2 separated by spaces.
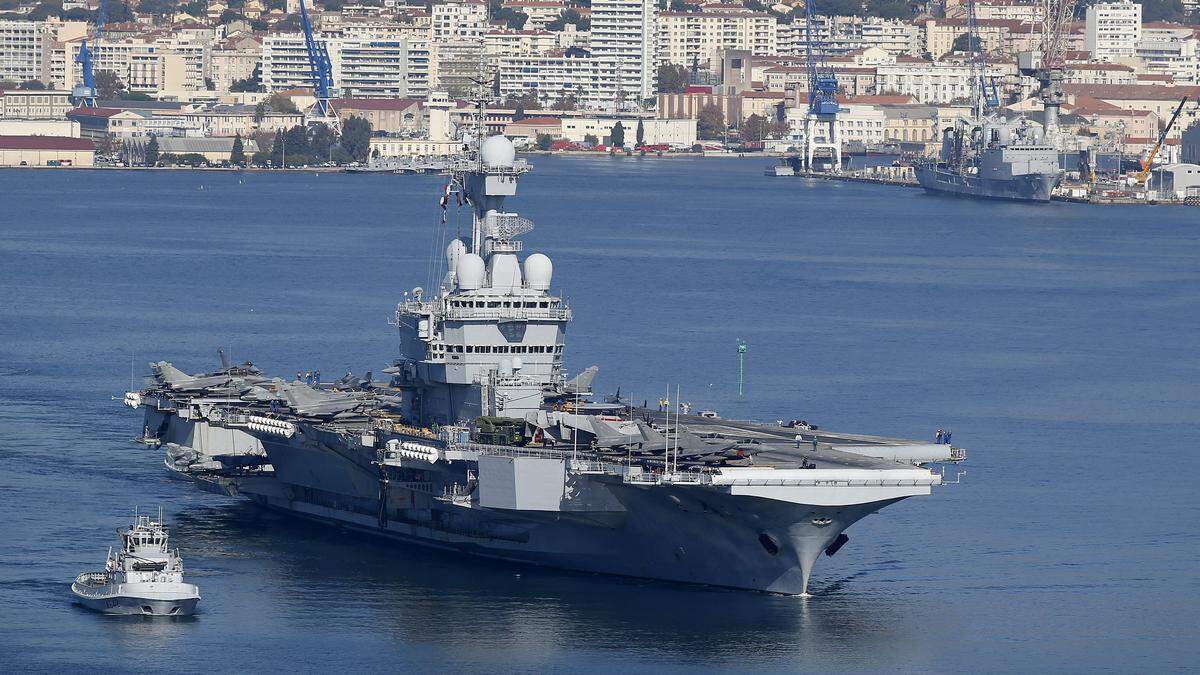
1135 96 1189 185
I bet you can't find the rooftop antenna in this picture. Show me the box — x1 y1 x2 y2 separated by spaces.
736 338 747 398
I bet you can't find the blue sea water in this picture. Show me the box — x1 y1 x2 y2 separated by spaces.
0 158 1197 673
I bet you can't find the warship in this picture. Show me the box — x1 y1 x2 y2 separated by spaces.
915 113 1062 202
123 121 966 596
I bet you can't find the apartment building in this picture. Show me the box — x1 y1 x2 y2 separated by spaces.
589 0 657 106
430 0 488 42
656 9 777 70
262 33 433 98
210 34 262 93
876 61 1007 104
924 18 1021 59
1137 27 1199 85
0 19 47 84
777 17 922 58
1085 0 1142 62
496 47 602 107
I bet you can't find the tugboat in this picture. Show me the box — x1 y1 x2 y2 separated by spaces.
72 510 200 616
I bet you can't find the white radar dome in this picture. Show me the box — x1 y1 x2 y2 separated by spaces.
523 253 553 291
480 135 516 167
446 239 466 272
457 253 485 290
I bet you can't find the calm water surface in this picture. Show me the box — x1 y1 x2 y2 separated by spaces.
1 158 1197 672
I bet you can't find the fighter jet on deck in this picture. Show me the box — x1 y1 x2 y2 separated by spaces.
278 382 368 418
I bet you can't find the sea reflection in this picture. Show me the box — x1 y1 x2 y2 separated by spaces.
169 502 907 666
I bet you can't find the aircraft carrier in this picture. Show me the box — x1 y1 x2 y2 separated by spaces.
123 130 966 596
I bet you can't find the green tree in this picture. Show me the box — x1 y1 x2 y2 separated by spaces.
536 133 554 151
696 104 725 140
1141 0 1187 21
514 103 526 121
253 101 267 124
656 64 689 94
230 133 246 165
583 133 598 146
17 79 47 90
488 0 528 28
952 33 983 53
137 0 175 15
270 129 284 166
308 123 336 161
546 8 588 30
230 64 261 93
636 119 645 146
810 0 862 15
284 124 311 160
551 95 577 111
742 114 769 143
94 70 125 100
267 92 298 114
865 0 911 19
144 136 159 167
340 115 372 163
610 121 625 148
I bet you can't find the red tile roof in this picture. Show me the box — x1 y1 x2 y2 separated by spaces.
333 97 421 111
1062 84 1200 100
508 116 560 125
67 107 122 118
0 135 95 150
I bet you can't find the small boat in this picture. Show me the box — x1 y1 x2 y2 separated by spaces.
71 510 200 616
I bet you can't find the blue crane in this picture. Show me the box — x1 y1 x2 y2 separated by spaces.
72 0 106 108
966 0 1000 112
803 2 839 116
298 0 338 129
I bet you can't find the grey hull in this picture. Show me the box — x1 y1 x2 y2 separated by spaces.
74 594 198 616
915 164 1059 202
237 436 900 596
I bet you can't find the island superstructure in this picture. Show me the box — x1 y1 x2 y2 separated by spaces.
123 130 965 596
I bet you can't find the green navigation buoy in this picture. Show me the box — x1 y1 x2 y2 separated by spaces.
737 338 747 398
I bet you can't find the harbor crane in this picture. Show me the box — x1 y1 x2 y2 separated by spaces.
1136 96 1189 185
72 0 106 108
967 0 1000 115
1017 0 1078 142
800 0 841 171
298 0 340 133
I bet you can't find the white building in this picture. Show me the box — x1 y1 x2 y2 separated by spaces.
262 33 433 98
210 34 261 93
876 62 1006 104
1137 27 1199 85
0 19 47 84
777 16 922 58
1085 0 1141 63
559 115 697 146
430 0 488 42
485 28 559 61
497 47 601 107
590 0 657 108
657 9 777 70
768 102 887 151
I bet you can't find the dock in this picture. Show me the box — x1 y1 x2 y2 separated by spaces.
768 164 1197 206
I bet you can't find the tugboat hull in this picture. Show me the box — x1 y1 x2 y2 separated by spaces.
74 593 199 616
72 579 200 616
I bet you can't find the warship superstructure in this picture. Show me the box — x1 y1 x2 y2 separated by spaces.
123 130 966 596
